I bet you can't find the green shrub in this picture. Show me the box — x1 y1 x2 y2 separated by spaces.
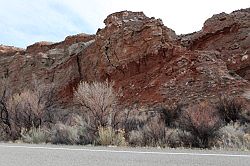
216 122 250 150
51 123 79 145
0 124 11 141
77 124 96 145
97 126 126 146
21 127 50 144
128 130 144 146
51 114 99 145
165 128 192 148
64 114 96 145
123 109 148 132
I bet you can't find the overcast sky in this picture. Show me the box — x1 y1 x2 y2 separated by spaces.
0 0 249 48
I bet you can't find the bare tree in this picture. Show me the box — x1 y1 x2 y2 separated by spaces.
8 90 45 128
31 78 57 124
0 77 56 140
74 81 118 131
0 78 12 138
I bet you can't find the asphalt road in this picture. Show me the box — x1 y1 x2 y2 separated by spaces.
0 143 249 166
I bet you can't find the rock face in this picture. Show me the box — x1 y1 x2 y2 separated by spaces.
179 8 250 81
0 9 249 107
0 33 95 101
0 45 24 56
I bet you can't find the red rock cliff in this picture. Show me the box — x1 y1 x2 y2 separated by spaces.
0 9 249 107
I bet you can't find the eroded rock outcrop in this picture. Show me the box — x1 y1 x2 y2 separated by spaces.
0 9 249 107
0 45 24 56
179 8 250 81
0 34 95 101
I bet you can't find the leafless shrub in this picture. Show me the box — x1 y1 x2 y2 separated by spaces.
160 105 184 127
0 104 11 139
0 78 56 140
126 109 166 147
123 108 149 133
179 102 222 148
6 90 46 139
0 78 12 138
31 79 57 125
141 115 166 147
74 81 118 131
216 96 244 124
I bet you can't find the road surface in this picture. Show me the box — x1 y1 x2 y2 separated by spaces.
0 143 249 166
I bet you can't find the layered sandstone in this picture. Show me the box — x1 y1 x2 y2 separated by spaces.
0 9 249 107
179 8 250 80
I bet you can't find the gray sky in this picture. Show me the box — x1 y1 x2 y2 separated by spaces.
0 0 249 48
